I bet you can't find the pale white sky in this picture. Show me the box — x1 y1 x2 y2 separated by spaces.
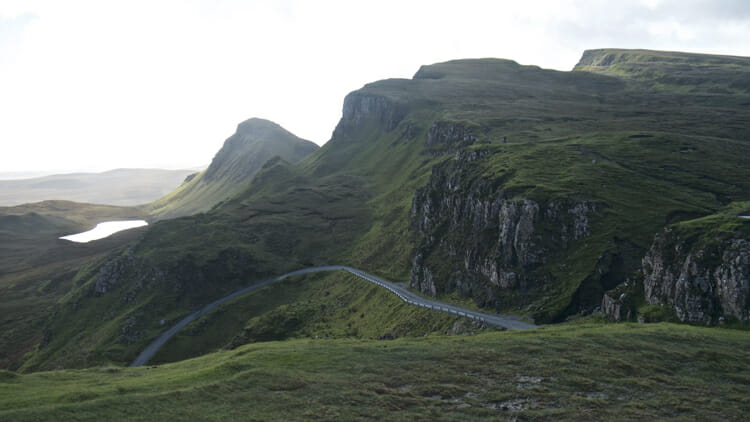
1 0 749 174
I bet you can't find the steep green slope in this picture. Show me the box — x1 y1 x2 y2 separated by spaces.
20 49 750 371
0 201 147 369
20 163 374 371
146 118 318 219
2 324 749 421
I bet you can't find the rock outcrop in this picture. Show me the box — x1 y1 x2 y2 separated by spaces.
601 288 634 322
410 150 596 308
334 92 408 136
642 227 750 323
425 121 478 150
94 254 163 298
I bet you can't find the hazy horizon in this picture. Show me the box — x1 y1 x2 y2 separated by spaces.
0 166 207 181
2 0 750 174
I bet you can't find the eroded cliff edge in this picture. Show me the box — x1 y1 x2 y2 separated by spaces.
602 209 750 325
642 227 749 323
409 145 600 321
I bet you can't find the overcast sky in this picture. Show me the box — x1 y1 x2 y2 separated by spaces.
1 0 749 175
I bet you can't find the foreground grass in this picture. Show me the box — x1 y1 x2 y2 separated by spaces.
2 323 748 421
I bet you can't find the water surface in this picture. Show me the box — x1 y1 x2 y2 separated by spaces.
60 220 148 243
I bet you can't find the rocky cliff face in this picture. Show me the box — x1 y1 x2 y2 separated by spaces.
425 120 479 150
600 276 640 322
601 291 633 322
642 227 750 323
333 91 408 137
410 148 596 309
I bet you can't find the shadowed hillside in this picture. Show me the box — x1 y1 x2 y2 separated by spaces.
0 201 147 369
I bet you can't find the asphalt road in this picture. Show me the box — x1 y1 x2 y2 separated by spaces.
130 265 538 367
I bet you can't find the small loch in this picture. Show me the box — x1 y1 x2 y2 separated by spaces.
60 220 148 243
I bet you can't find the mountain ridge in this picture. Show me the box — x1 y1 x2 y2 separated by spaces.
146 117 319 219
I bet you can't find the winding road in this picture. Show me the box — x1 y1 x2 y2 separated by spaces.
130 265 538 367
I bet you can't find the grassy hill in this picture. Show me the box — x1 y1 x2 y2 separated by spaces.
146 118 318 220
13 49 750 373
0 169 196 207
2 323 749 421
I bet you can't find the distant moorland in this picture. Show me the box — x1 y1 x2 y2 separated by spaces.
0 168 197 207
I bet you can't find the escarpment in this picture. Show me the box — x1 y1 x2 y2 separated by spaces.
147 118 318 220
425 120 479 151
333 91 410 137
409 149 596 312
641 227 750 324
